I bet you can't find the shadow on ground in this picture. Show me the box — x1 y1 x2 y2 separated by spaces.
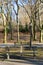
5 55 43 65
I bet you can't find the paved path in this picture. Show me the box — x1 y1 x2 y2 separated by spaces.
0 59 43 65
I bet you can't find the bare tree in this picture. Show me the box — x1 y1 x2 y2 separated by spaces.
0 0 37 43
19 0 33 47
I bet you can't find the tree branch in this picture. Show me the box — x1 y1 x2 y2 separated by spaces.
19 1 30 19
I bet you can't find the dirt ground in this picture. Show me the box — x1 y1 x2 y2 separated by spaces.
0 32 40 44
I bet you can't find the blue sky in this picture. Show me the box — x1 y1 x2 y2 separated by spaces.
1 0 35 21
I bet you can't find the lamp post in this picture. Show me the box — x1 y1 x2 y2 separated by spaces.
29 22 33 48
15 0 19 43
29 0 33 48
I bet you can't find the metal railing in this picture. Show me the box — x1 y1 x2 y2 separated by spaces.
0 44 43 59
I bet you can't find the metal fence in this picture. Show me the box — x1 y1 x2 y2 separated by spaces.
0 44 43 59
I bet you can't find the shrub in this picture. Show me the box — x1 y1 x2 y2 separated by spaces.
19 23 29 33
19 24 23 32
25 23 29 32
